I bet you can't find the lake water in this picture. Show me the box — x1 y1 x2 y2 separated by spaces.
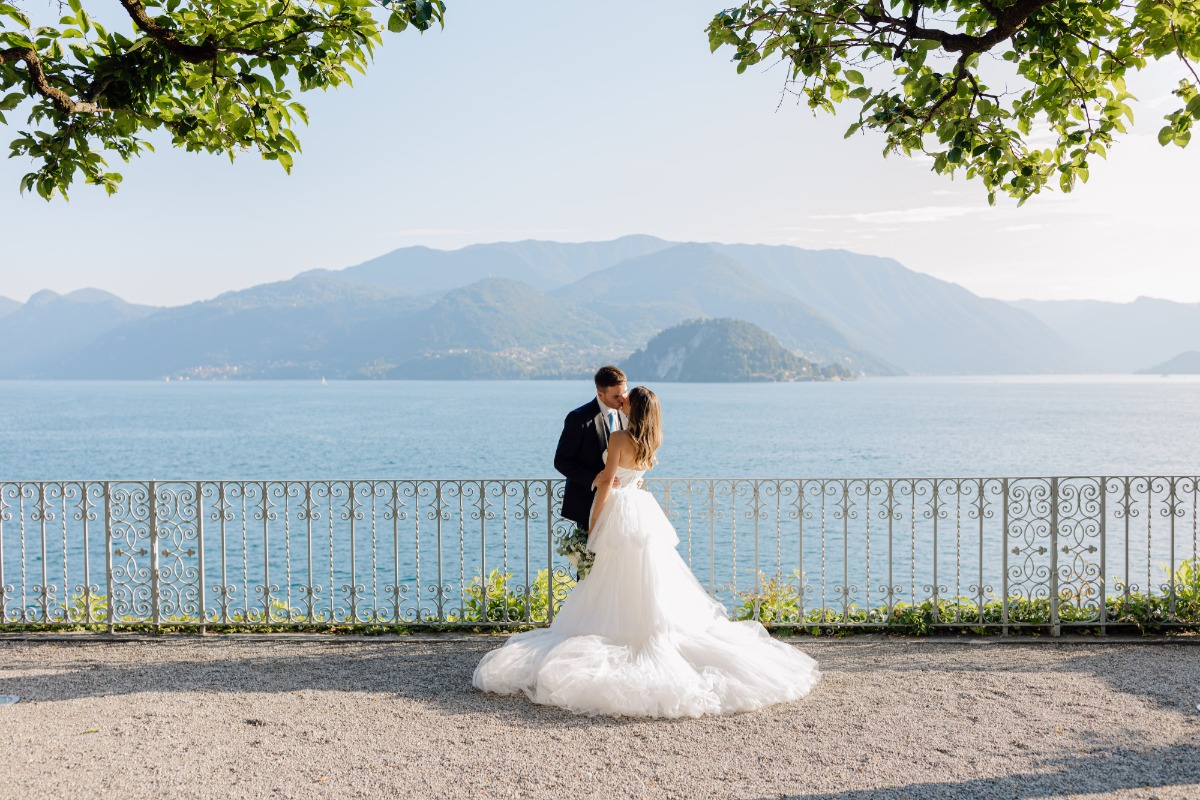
3 375 1200 480
2 377 1197 623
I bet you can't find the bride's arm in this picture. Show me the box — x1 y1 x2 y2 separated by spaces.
589 432 628 531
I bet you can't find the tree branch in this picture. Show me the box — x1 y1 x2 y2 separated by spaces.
1171 21 1200 87
916 53 969 130
1 46 105 114
861 0 1057 54
113 0 218 62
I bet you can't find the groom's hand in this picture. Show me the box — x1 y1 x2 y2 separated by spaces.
591 473 621 490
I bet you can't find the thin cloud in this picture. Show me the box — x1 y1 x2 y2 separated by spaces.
812 205 990 224
387 227 581 239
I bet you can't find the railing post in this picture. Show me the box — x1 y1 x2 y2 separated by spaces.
1050 477 1060 637
37 483 48 623
219 481 229 625
708 480 716 597
103 483 113 632
754 481 762 623
348 481 356 624
1098 478 1107 634
1122 477 1131 602
1001 478 1009 636
80 482 91 625
840 479 848 624
545 480 555 625
1169 477 1178 614
0 483 6 625
931 479 940 626
262 480 272 624
479 480 488 624
196 482 206 634
797 479 806 624
435 482 444 622
150 480 160 631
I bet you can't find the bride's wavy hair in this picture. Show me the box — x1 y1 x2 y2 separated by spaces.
626 386 662 470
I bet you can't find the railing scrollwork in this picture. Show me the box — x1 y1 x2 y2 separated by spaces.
0 476 1196 632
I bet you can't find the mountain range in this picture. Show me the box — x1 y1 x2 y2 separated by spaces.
1136 350 1200 375
0 289 157 378
1 236 1192 379
1011 297 1200 373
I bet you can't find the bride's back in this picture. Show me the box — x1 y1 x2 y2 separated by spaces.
609 430 654 472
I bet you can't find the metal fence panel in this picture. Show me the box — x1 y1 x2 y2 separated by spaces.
0 477 1196 632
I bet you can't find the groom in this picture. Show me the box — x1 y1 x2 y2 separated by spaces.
554 365 629 532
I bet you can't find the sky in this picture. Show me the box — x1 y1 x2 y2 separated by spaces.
1 1 1198 307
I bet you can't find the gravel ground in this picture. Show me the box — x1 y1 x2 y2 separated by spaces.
1 634 1199 800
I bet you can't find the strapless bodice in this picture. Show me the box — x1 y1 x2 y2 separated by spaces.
613 465 647 489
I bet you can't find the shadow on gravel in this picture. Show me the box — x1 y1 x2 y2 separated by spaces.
4 638 1198 730
810 639 1200 714
0 641 660 728
773 742 1200 800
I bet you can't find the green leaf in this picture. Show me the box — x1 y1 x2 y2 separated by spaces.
114 112 138 136
1 6 29 28
0 31 35 50
0 92 22 111
1188 95 1200 120
845 69 864 85
387 12 408 33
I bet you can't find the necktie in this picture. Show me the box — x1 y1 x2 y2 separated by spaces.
609 410 617 432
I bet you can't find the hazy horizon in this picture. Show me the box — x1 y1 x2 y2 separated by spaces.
3 234 1198 309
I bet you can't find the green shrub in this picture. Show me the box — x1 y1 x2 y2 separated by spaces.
730 558 1200 636
7 558 1196 635
463 569 575 624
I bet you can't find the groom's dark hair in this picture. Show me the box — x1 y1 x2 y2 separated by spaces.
594 365 626 389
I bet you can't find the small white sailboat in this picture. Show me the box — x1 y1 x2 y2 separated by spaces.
321 377 327 386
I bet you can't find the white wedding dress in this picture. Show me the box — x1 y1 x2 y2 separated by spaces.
472 466 820 718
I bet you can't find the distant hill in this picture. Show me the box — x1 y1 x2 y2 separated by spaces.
554 243 897 375
1137 351 1200 375
0 296 18 318
304 234 674 296
345 278 623 379
623 318 836 382
52 275 426 379
43 276 623 379
402 278 616 351
1012 297 1200 373
0 289 158 378
710 243 1089 375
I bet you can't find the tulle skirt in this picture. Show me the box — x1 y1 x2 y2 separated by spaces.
472 486 820 718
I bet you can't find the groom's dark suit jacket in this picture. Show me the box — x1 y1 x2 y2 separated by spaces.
554 398 620 530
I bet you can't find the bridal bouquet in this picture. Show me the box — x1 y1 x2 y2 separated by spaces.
554 527 595 580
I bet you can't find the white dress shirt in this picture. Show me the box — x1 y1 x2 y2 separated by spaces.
599 400 628 432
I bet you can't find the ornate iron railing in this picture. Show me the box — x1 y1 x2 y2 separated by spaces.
0 477 1197 633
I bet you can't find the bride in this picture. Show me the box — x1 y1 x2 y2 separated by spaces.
472 386 820 718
